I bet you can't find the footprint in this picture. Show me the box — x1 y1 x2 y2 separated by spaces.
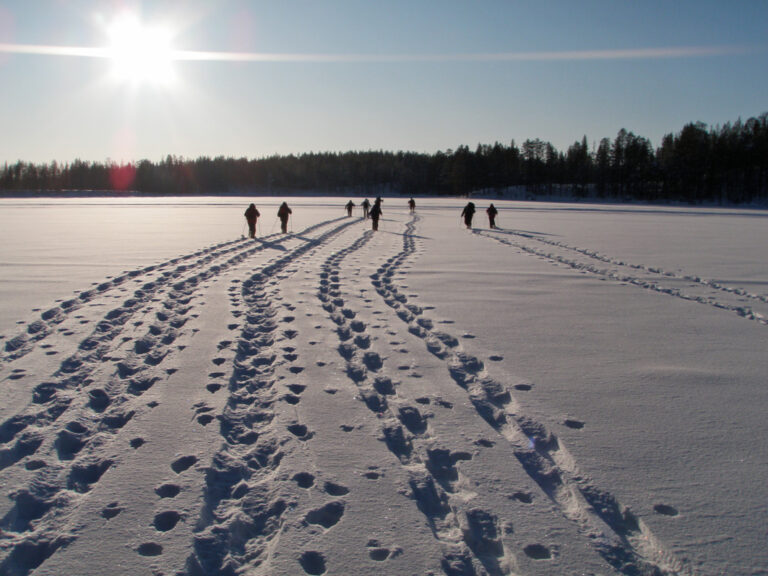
523 543 551 560
305 501 345 529
137 542 163 557
367 539 395 561
212 358 226 366
88 389 111 412
653 504 679 517
67 459 113 493
101 502 123 520
155 483 181 498
489 355 503 362
463 509 505 564
206 383 223 393
564 419 584 430
299 550 326 575
398 406 428 435
514 384 532 391
287 423 313 441
287 384 306 395
293 472 315 489
510 491 534 504
153 510 181 532
323 481 349 496
475 438 495 448
197 414 214 426
171 455 198 474
373 376 396 396
130 438 145 449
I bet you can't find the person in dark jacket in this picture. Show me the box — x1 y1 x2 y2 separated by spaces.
370 198 383 231
408 197 416 213
486 203 498 229
244 203 260 238
277 202 292 233
345 200 355 217
361 198 371 219
461 202 476 229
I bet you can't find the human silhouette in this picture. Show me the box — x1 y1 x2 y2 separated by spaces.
244 203 260 238
361 198 371 219
486 203 498 229
370 198 383 231
277 202 292 233
461 202 476 229
345 200 355 217
408 198 415 213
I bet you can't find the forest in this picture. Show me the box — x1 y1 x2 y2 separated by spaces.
2 113 767 204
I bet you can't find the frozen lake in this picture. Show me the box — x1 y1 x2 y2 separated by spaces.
1 196 767 575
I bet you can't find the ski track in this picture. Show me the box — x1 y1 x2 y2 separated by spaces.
0 211 706 575
365 216 695 576
313 217 515 576
185 216 361 575
0 235 253 366
0 217 349 576
476 228 768 327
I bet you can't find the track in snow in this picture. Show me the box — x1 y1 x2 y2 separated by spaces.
0 213 697 576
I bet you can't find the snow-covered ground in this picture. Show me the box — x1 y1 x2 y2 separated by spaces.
0 196 766 576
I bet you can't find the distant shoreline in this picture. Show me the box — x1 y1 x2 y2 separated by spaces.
2 188 767 211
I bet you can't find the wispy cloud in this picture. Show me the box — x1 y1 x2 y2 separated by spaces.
0 43 755 62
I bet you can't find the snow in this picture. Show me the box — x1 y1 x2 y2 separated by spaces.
0 196 767 576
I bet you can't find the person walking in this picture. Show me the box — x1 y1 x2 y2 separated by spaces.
461 201 476 229
361 198 371 219
486 203 498 229
345 200 355 217
244 203 260 238
277 201 292 233
408 197 416 213
370 198 383 231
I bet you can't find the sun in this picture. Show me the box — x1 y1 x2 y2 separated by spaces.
106 12 176 86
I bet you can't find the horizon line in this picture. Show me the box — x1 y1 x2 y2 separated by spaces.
0 43 756 62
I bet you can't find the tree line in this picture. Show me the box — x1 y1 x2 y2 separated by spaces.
2 113 767 204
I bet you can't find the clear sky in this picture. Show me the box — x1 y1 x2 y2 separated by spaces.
1 0 766 165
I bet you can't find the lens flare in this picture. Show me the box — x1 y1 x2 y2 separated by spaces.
106 12 175 86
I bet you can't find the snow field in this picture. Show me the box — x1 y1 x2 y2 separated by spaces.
0 198 766 575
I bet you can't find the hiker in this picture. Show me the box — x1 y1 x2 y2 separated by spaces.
244 203 260 238
486 203 498 229
461 202 476 229
345 200 355 217
277 202 292 233
361 198 371 219
408 198 415 213
370 198 383 231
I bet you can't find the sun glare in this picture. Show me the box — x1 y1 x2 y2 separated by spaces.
106 13 176 86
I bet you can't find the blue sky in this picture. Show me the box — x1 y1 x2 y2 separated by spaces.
1 0 766 165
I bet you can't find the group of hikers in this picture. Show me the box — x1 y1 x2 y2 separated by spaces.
461 201 498 229
345 196 385 230
243 197 499 238
243 201 292 238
